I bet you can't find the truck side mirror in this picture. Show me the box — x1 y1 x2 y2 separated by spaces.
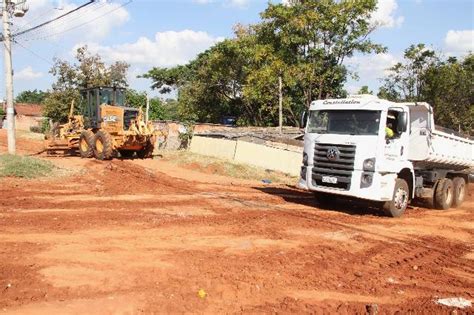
300 110 308 129
397 112 408 133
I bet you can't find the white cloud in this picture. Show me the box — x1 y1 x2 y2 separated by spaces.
193 0 249 8
444 30 474 55
15 66 44 80
14 0 129 41
76 30 225 68
227 0 250 7
346 53 398 83
370 0 404 28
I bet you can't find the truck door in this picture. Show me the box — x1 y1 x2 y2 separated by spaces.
384 109 409 161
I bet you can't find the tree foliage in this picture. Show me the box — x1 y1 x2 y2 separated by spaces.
143 0 385 126
44 45 130 122
378 44 473 134
16 89 49 104
125 89 168 121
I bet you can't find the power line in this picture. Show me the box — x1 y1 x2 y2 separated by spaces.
13 39 54 66
18 1 106 42
12 0 96 39
23 0 132 42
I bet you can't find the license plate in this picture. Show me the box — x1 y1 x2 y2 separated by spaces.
322 176 338 184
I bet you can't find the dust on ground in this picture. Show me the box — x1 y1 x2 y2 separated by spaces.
0 130 473 314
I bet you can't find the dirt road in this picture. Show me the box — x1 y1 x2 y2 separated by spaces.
0 131 473 314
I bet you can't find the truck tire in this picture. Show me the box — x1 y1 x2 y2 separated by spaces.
383 178 409 217
452 177 466 208
79 130 95 158
434 178 454 210
93 130 114 160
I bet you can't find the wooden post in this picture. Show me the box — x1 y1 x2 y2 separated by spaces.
279 76 282 135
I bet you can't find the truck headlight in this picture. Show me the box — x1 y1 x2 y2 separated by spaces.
363 158 375 172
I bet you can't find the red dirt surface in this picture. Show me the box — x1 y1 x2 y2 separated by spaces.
0 130 473 314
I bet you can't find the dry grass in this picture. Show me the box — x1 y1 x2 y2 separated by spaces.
161 150 298 185
0 154 55 179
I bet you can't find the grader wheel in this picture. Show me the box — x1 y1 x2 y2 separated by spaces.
136 137 155 159
79 130 95 158
93 130 115 160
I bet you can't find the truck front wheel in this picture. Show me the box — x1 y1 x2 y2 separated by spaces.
383 178 409 217
452 177 466 208
434 178 454 210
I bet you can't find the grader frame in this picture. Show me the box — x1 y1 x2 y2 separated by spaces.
46 86 159 160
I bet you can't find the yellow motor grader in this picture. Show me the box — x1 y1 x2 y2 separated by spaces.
46 86 158 160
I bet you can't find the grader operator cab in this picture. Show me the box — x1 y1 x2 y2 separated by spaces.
46 86 157 160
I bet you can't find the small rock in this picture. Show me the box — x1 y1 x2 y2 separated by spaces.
387 277 397 284
413 265 419 271
354 271 363 277
366 303 378 315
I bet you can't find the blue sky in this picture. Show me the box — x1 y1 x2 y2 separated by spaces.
3 0 474 99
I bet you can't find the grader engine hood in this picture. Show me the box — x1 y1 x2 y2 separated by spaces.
100 105 126 133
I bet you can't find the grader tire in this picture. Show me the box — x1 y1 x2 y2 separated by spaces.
79 130 95 158
137 137 155 159
93 130 114 160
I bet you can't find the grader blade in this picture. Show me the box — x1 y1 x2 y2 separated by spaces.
44 138 78 156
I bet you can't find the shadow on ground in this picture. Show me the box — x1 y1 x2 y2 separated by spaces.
254 186 385 217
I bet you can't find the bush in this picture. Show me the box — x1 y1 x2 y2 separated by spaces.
29 126 42 133
0 154 54 179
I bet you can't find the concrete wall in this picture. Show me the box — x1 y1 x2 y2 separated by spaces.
189 136 237 160
189 135 302 176
233 140 301 176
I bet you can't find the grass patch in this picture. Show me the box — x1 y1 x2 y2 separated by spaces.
162 151 298 185
0 154 55 179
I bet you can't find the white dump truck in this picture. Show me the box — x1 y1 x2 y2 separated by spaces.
298 95 473 217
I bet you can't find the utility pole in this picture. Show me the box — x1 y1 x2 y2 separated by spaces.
2 0 29 155
278 75 283 135
145 92 150 123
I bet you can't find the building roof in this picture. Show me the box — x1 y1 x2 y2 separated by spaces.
2 103 44 117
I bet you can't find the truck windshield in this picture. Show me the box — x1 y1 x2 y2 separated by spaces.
307 110 381 135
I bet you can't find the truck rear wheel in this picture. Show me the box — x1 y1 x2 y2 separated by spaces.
452 177 466 208
93 130 114 160
434 178 454 210
383 178 409 217
79 130 95 158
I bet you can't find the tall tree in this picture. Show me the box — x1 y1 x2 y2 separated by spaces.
378 44 437 101
256 0 385 107
15 89 48 104
144 0 385 126
379 44 473 134
44 45 130 122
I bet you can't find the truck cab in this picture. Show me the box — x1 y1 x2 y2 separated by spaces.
298 95 473 217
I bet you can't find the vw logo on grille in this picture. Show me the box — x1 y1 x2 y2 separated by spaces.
326 147 340 161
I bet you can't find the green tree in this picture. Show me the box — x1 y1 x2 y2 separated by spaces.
144 0 385 126
378 44 437 101
357 86 373 95
422 54 473 134
44 45 130 122
16 89 49 104
125 89 166 120
379 43 473 134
